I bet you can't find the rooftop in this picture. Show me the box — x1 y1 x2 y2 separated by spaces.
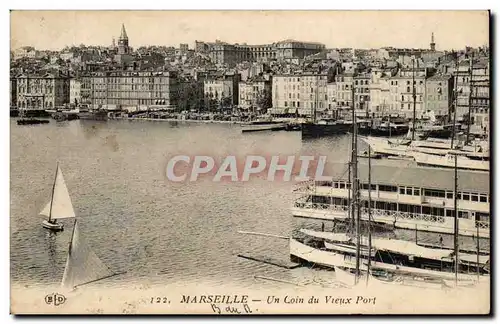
326 162 489 194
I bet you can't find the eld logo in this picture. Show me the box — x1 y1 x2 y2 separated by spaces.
44 293 66 306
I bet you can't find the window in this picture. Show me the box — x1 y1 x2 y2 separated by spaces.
399 187 405 194
379 185 398 192
480 194 487 203
458 211 469 219
406 188 412 195
446 192 453 199
339 182 345 189
462 192 470 201
471 194 479 202
414 189 420 196
424 189 446 198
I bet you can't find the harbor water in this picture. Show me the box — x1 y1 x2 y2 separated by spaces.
10 119 489 289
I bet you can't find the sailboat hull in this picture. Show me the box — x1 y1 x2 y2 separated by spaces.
42 220 64 231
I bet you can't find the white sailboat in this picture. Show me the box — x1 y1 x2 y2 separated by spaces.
40 163 76 231
61 220 116 290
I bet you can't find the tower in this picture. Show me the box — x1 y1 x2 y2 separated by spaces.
118 23 129 55
430 32 436 51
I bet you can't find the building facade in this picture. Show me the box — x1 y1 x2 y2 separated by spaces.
271 71 332 117
425 75 453 118
85 70 179 109
16 72 70 110
69 78 82 105
470 61 490 134
238 77 272 111
195 39 325 66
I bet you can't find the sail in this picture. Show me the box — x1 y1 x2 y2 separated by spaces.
39 166 76 220
61 221 113 289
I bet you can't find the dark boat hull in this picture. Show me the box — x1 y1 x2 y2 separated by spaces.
17 119 50 125
78 111 109 121
424 128 453 139
301 123 351 139
358 126 409 137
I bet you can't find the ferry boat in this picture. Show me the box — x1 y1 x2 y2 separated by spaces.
291 163 490 239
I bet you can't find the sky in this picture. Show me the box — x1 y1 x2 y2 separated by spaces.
10 10 490 51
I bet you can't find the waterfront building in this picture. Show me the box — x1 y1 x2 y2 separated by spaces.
354 74 371 117
16 72 70 110
271 69 333 117
203 73 241 109
389 66 427 118
69 78 82 106
84 70 179 110
238 76 272 112
334 72 354 111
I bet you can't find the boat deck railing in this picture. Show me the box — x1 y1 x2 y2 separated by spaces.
293 201 490 229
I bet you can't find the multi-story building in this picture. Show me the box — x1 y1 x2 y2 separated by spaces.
86 70 179 110
368 77 392 116
69 78 82 105
424 75 453 118
354 74 371 116
238 77 272 111
16 72 70 110
454 59 472 119
80 77 92 106
275 40 326 61
334 73 354 111
326 83 336 110
390 66 427 118
195 39 325 66
271 69 333 117
203 74 241 109
470 60 490 134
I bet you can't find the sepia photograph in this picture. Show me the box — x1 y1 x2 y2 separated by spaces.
9 9 491 315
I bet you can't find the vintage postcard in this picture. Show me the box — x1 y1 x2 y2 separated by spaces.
10 10 491 315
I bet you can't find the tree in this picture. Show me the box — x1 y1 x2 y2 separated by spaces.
256 88 272 114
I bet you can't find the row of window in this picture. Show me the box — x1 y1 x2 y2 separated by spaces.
328 181 489 203
310 195 489 220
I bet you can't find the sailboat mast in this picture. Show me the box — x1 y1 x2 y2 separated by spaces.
453 153 459 284
349 80 356 231
411 58 417 141
48 162 59 222
366 145 372 286
476 224 480 279
451 57 459 150
352 83 361 283
466 52 474 145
